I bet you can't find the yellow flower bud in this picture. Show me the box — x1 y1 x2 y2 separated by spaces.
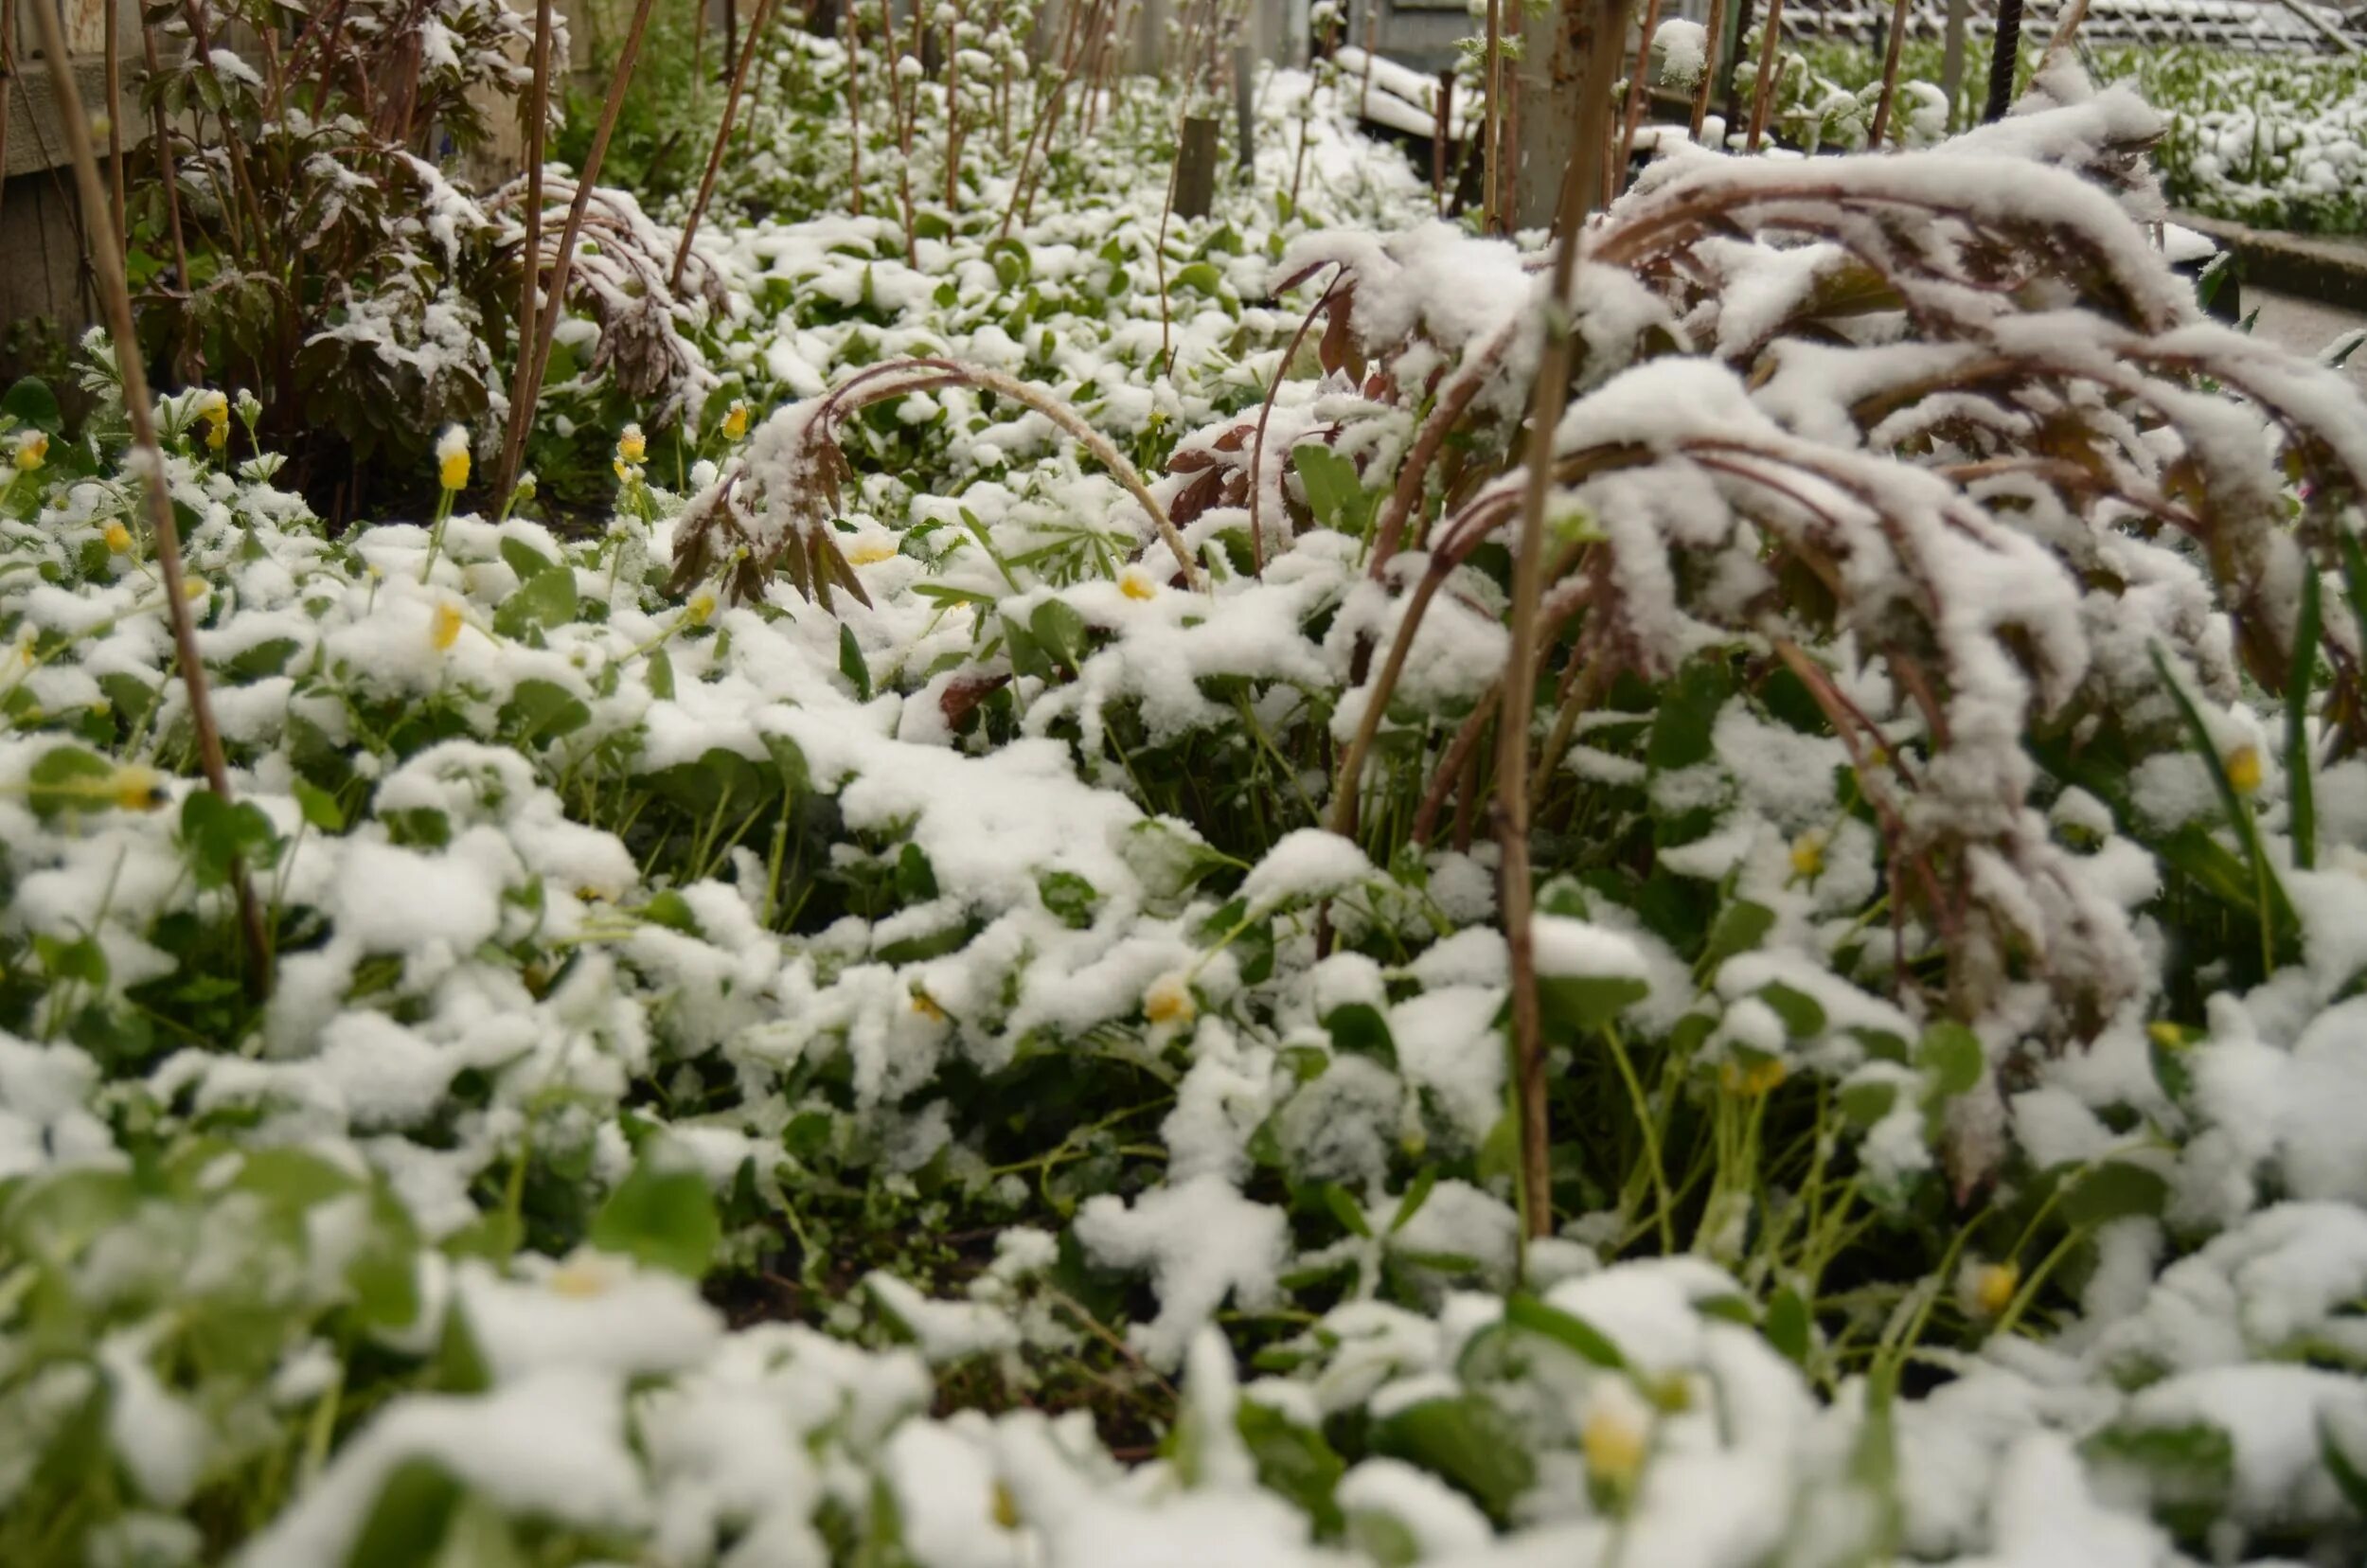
1972 1260 2020 1319
206 419 228 453
721 401 750 440
617 424 647 465
847 541 898 566
990 1482 1020 1530
685 591 717 627
1118 564 1158 601
182 578 208 602
2225 744 2262 797
110 765 168 811
548 1253 620 1298
911 989 948 1023
440 450 471 491
102 521 133 554
12 432 46 472
432 601 464 651
1144 972 1195 1025
1789 829 1825 880
1581 1402 1646 1490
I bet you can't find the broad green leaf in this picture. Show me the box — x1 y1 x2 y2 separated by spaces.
1916 1022 1984 1098
2063 1161 2171 1229
1369 1394 1536 1523
589 1161 720 1280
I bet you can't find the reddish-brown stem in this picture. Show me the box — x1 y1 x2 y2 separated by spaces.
1617 0 1665 176
1688 0 1727 143
674 0 780 293
31 0 270 998
495 0 664 504
1746 0 1784 153
520 0 556 397
1247 273 1342 577
1866 0 1913 149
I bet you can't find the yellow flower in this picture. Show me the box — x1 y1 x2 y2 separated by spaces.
617 423 647 466
721 401 749 440
847 541 898 566
1720 1054 1787 1097
109 765 168 811
182 577 208 602
990 1481 1020 1530
206 419 228 453
685 591 717 627
547 1252 622 1299
2225 744 2262 797
1118 564 1158 601
102 521 133 554
1581 1401 1646 1490
1145 972 1196 1025
911 989 948 1023
436 425 472 491
12 432 46 472
431 601 464 651
1789 829 1825 880
1971 1260 2020 1319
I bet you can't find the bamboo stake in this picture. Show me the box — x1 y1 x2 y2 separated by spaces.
845 9 866 216
673 0 780 290
1865 0 1912 148
520 0 556 401
1745 0 1783 151
1483 0 1503 233
28 0 271 1000
1616 0 1664 178
1500 0 1630 1245
1687 0 1726 143
495 0 665 505
104 0 125 250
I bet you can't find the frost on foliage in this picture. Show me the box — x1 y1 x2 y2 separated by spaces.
1074 1175 1288 1371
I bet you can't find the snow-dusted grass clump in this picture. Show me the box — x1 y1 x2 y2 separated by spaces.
2 37 2367 1568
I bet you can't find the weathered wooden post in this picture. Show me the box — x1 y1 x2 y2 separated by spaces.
1175 112 1219 218
1 0 143 378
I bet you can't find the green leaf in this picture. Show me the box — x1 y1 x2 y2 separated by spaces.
1758 982 1826 1039
1699 900 1774 974
1916 1021 1984 1098
1174 260 1224 294
1389 1167 1438 1235
1322 1003 1397 1068
1028 597 1090 675
2063 1161 2171 1229
646 646 675 699
1504 1292 1628 1369
1237 1400 1345 1535
2287 562 2322 870
2149 642 2291 948
500 678 590 744
589 1160 720 1280
345 1458 464 1568
498 536 561 582
1838 1079 1897 1130
490 561 577 638
1538 974 1649 1035
1369 1394 1536 1523
1038 870 1099 929
1291 443 1373 536
1319 1181 1372 1238
2319 1409 2367 1517
27 744 114 817
894 843 939 903
1646 657 1731 775
3 377 62 433
180 791 281 888
1766 1288 1811 1364
292 777 345 832
840 623 873 702
2080 1420 2233 1542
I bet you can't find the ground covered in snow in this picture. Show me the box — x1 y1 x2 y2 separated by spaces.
4 32 2367 1568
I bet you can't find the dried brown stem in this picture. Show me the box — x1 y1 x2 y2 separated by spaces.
1746 0 1783 151
674 0 780 294
1866 0 1913 149
30 0 271 999
496 0 664 504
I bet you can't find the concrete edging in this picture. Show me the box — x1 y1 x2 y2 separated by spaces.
2172 211 2367 313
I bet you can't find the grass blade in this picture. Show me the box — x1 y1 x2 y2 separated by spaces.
2287 562 2321 870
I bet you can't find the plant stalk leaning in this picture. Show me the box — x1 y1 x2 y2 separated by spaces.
28 0 273 1000
495 0 665 505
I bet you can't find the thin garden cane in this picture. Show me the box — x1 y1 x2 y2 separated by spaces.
1687 0 1726 144
1865 0 1913 149
673 0 782 293
1745 0 1784 152
495 0 665 506
517 0 557 490
1615 0 1665 178
28 0 272 1000
1501 0 1631 1246
1483 0 1503 233
104 0 125 251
